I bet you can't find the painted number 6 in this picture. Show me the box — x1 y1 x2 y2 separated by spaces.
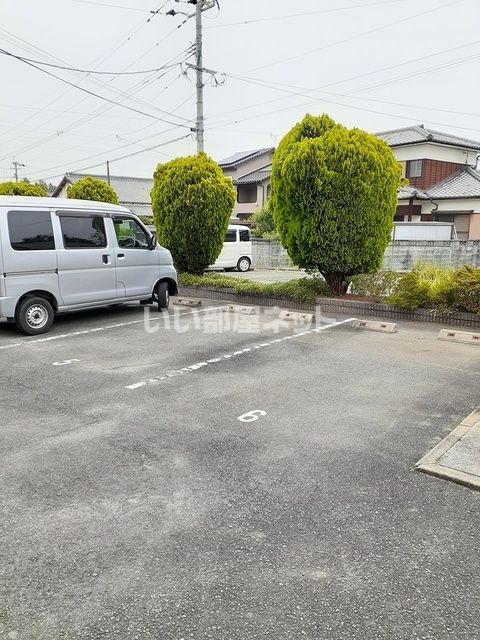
238 410 267 423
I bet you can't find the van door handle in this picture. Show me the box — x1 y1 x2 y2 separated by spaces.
117 253 125 259
102 254 110 264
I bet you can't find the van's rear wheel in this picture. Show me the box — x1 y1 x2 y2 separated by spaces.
237 257 251 272
157 282 170 311
15 296 54 335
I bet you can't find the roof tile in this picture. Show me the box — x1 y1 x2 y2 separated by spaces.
376 125 480 151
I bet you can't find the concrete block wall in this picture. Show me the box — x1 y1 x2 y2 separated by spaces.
252 239 296 269
383 240 480 271
253 239 480 271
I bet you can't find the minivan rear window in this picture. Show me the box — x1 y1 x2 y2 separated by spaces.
8 210 55 251
60 215 107 248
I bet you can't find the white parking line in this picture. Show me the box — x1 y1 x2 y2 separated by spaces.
0 306 227 351
125 317 357 390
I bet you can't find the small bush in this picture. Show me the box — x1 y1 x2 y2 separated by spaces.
451 266 480 314
249 199 279 239
349 271 401 300
388 264 456 311
179 273 331 304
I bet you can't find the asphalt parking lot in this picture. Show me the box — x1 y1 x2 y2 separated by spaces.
1 300 480 640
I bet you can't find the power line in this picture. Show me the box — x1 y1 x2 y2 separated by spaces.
68 134 191 175
0 3 171 144
3 52 194 129
118 87 196 137
0 48 186 75
0 26 67 65
0 11 192 159
0 49 194 162
205 0 409 29
26 127 186 180
206 38 480 128
346 52 480 95
0 70 187 161
209 74 480 136
70 0 150 12
30 133 191 182
227 50 480 114
243 0 467 75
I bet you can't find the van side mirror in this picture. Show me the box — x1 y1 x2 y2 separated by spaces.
148 233 157 250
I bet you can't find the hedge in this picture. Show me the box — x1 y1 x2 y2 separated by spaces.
178 273 332 304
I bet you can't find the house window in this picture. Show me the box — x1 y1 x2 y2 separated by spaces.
237 184 257 204
435 213 470 240
407 160 422 178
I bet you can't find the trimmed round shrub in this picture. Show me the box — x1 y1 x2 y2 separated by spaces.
151 154 236 275
67 177 119 204
0 181 47 196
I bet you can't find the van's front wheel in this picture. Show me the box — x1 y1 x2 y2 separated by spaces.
156 282 170 311
237 257 251 272
15 296 54 335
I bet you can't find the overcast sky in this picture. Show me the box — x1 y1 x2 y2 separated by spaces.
1 0 479 184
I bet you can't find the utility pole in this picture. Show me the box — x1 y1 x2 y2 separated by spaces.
167 0 219 154
12 158 25 182
195 0 205 154
106 160 111 185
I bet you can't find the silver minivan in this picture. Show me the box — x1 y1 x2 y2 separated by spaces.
0 196 178 335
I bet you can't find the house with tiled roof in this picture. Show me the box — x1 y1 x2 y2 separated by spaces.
376 125 480 239
53 173 154 219
218 148 274 222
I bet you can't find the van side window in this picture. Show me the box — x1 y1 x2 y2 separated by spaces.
8 210 55 251
113 217 149 249
225 230 237 242
239 229 251 242
60 215 107 249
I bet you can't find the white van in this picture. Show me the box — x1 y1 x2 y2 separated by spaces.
0 197 178 335
211 225 253 272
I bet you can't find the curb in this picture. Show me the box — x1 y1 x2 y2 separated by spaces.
416 410 480 491
178 286 480 328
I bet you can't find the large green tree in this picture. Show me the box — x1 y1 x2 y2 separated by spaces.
271 113 403 294
151 154 236 274
0 181 47 196
67 176 119 204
